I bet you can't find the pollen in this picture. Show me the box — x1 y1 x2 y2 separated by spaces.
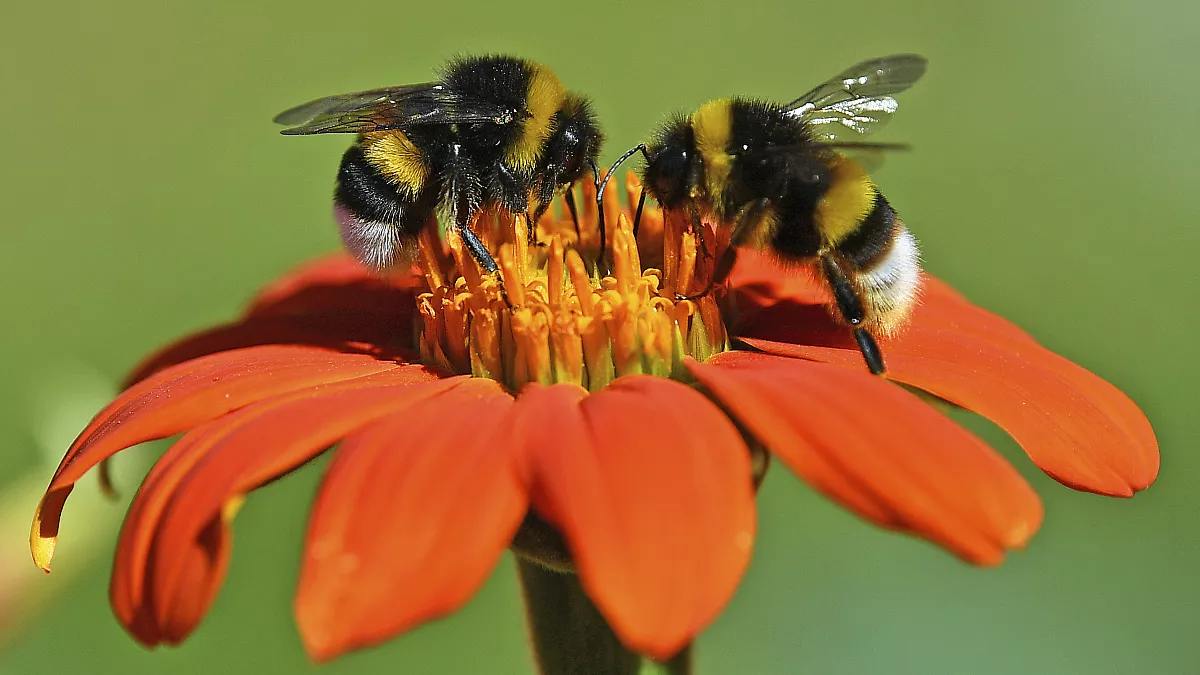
414 174 731 392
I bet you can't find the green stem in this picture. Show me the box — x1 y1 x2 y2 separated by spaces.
517 557 642 675
653 645 693 675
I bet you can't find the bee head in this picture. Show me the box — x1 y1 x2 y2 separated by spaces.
642 115 696 208
534 95 603 206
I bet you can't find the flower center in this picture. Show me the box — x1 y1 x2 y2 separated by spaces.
413 175 732 392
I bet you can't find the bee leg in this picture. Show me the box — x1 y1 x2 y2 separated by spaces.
454 207 500 276
632 187 647 238
525 211 539 246
563 186 582 242
820 255 886 375
588 158 609 274
594 144 655 272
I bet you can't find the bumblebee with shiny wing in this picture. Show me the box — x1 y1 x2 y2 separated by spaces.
275 55 603 274
611 54 926 375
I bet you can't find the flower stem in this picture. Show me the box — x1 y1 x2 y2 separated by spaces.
516 557 642 675
649 645 693 675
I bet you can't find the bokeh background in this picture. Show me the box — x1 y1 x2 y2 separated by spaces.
2 0 1195 672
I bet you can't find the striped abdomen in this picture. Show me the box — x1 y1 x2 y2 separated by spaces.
833 191 921 335
333 137 432 271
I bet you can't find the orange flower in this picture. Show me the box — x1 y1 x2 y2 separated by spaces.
30 175 1157 663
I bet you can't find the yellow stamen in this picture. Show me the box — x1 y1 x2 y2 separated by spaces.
412 181 732 392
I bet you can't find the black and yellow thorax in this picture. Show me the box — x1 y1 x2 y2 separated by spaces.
689 97 878 255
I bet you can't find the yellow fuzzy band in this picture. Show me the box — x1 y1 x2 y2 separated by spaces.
691 99 733 203
505 63 565 169
816 154 874 246
362 131 428 194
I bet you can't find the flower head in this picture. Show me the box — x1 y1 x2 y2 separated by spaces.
31 174 1158 662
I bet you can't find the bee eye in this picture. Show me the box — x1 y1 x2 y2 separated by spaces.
646 145 691 206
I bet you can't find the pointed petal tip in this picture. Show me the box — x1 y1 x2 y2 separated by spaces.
734 272 1161 500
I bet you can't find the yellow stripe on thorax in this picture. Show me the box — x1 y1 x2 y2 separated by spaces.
816 154 875 246
362 131 427 194
691 99 733 204
505 63 565 169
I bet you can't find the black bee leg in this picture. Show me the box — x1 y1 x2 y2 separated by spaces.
563 186 581 241
454 207 499 276
820 255 886 375
588 158 609 274
460 225 499 275
525 211 539 246
594 144 655 273
632 187 647 238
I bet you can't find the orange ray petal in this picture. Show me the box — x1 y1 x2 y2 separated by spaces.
245 254 419 319
509 378 756 660
125 255 419 384
124 315 413 387
31 346 428 572
735 273 1159 497
110 369 459 646
243 253 412 314
727 249 826 309
689 352 1043 566
295 379 523 662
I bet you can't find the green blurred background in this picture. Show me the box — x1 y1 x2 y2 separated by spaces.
1 0 1195 672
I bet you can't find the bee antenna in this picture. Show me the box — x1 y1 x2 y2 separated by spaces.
594 144 654 268
588 158 608 273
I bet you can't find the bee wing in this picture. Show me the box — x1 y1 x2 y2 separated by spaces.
821 141 911 173
784 54 927 142
273 82 521 135
762 141 909 174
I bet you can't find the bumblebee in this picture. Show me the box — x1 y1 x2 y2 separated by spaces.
274 55 603 274
612 54 926 375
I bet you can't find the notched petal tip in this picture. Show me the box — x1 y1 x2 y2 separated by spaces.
734 272 1160 499
690 352 1042 566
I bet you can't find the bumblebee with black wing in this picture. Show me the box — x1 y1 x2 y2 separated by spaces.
276 55 603 274
614 54 926 375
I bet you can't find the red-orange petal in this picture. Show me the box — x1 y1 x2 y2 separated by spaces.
509 378 756 660
123 315 411 386
245 254 419 319
31 345 422 572
689 351 1043 566
295 379 523 662
111 368 456 646
735 273 1159 497
125 255 419 384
